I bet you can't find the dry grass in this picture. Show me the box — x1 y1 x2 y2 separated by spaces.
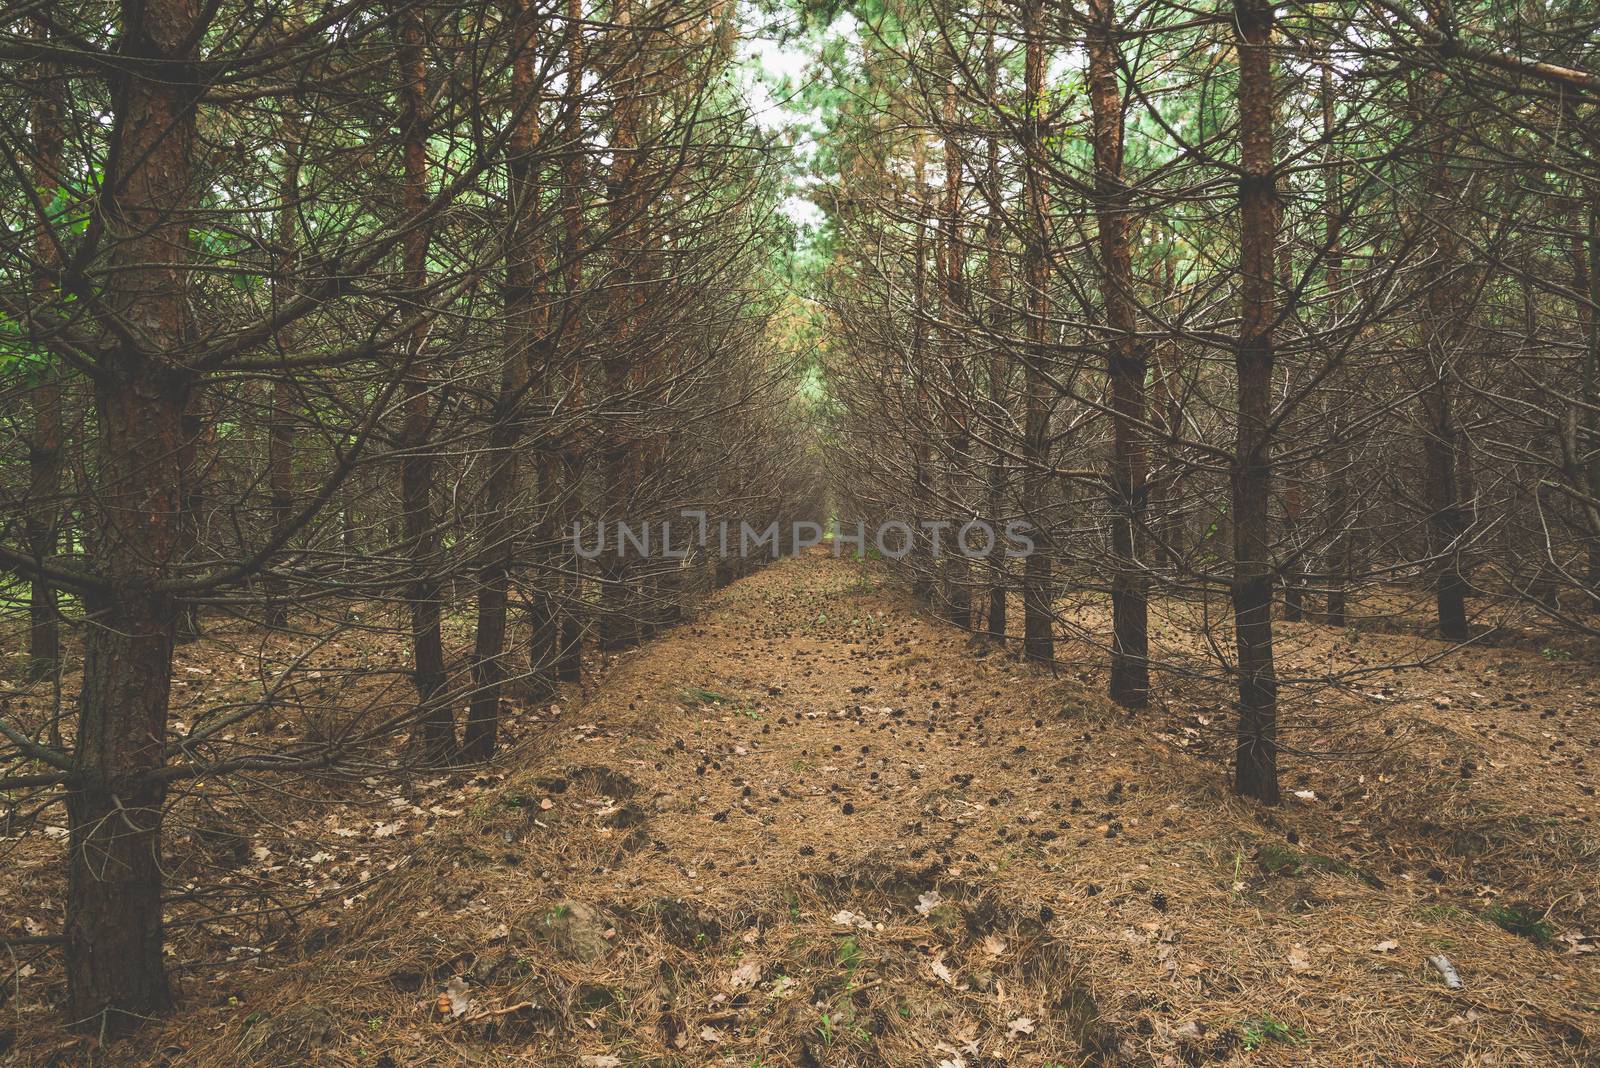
3 552 1598 1066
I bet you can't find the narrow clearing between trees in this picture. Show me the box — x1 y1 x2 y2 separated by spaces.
16 550 1600 1067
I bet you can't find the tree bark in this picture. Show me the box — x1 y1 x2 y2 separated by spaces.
940 81 972 629
465 0 544 762
1566 204 1600 608
1411 75 1471 642
25 34 64 681
1319 57 1351 628
1230 0 1281 805
265 114 302 631
982 19 1009 642
555 0 587 681
1087 0 1149 706
65 0 207 1033
979 31 1004 642
910 133 935 606
1020 0 1054 664
396 2 453 760
599 0 641 652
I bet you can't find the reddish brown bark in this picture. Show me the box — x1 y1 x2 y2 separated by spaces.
1231 0 1281 805
25 34 63 680
555 0 587 681
1020 0 1054 664
1087 0 1149 706
982 21 1009 642
599 0 642 651
465 0 544 762
396 2 453 760
940 81 972 629
65 0 206 1033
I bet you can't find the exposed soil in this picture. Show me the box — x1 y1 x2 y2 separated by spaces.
4 550 1598 1066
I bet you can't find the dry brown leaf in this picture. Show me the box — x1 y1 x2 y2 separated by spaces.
728 958 761 990
440 977 471 1018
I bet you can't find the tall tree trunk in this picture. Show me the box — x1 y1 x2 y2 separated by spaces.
25 36 64 681
465 0 543 762
940 81 972 628
65 0 206 1033
555 0 587 681
599 0 640 652
1320 58 1350 628
265 116 302 631
983 19 1009 641
1568 205 1600 608
910 134 935 605
396 3 453 760
1021 0 1054 664
1275 144 1304 624
1413 79 1470 642
1230 0 1281 805
1087 0 1148 706
1153 241 1184 567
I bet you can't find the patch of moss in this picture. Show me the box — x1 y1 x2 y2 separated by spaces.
1255 843 1382 888
1481 903 1554 945
679 686 731 705
1240 1014 1306 1051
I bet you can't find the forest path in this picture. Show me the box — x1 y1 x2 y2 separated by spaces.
154 549 1600 1067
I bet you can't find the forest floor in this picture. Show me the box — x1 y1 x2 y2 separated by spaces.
5 549 1600 1067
